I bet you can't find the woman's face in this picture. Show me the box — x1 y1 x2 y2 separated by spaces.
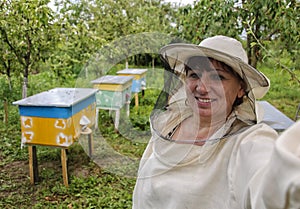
185 57 245 121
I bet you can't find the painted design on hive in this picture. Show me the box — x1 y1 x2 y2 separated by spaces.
55 119 66 130
22 117 33 128
56 133 72 147
22 131 34 142
67 118 72 128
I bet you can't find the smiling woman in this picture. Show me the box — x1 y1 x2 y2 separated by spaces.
148 35 270 145
165 56 246 146
132 35 300 209
184 56 245 119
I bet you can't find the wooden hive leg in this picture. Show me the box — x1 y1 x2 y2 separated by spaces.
126 102 130 117
134 93 139 108
114 109 120 132
88 132 93 158
28 145 39 184
61 148 69 187
125 93 131 117
95 108 99 130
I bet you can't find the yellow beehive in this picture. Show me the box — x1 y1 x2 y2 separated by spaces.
117 69 147 93
13 88 98 148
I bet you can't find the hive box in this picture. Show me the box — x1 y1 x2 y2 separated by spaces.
13 88 97 147
116 69 147 93
91 75 133 109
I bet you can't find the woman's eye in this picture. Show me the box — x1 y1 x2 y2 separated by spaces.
211 74 225 80
188 72 200 79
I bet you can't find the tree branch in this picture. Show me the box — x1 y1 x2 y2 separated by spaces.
247 22 300 84
0 27 25 66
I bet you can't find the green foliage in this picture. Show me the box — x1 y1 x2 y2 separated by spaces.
174 0 299 73
174 0 240 43
0 75 21 102
27 71 76 96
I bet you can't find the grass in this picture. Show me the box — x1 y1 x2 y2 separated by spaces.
0 103 146 209
259 65 300 119
0 65 299 208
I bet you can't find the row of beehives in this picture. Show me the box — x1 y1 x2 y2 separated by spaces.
13 68 148 148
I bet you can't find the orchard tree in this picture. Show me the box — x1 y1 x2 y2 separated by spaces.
173 0 299 77
48 0 108 78
239 0 299 70
173 0 240 44
53 0 174 72
0 0 56 98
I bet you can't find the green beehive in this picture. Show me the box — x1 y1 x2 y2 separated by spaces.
91 75 134 109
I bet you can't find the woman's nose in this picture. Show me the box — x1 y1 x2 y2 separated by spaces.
196 78 210 93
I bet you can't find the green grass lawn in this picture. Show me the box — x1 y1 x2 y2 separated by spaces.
260 66 300 119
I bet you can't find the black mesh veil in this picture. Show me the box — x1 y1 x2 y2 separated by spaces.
151 54 183 115
149 49 261 144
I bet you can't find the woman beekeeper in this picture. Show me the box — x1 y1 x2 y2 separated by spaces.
133 35 300 209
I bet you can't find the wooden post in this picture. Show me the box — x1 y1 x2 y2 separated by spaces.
95 108 99 130
88 132 93 158
125 93 130 117
125 101 130 117
28 145 39 184
61 149 69 187
114 109 121 132
134 93 139 108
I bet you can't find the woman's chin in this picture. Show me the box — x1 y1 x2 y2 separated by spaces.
197 109 213 119
196 109 228 121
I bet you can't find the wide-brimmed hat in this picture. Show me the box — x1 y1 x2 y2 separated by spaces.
160 35 270 99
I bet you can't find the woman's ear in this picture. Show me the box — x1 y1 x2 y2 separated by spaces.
237 81 246 98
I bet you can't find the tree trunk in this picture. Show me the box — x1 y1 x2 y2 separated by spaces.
3 100 8 125
125 58 129 69
22 77 28 99
252 45 259 68
152 57 155 69
246 33 253 65
22 67 29 99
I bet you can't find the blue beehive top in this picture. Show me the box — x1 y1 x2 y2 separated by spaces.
91 75 133 85
13 88 98 118
13 88 98 107
116 68 148 75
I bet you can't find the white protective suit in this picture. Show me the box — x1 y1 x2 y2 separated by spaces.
133 96 300 209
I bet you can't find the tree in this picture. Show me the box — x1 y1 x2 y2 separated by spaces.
238 0 299 68
172 0 299 83
239 0 299 83
0 0 56 98
173 0 240 43
53 0 174 71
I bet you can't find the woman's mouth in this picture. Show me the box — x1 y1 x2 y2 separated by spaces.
195 97 214 107
197 98 212 103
